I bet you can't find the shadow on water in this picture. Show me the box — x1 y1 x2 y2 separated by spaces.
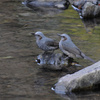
0 0 100 100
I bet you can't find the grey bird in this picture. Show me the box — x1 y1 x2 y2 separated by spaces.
58 33 95 63
32 31 59 52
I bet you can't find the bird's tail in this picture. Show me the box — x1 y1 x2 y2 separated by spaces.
84 55 96 63
81 53 96 63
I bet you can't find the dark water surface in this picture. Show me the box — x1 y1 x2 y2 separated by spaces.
0 0 100 100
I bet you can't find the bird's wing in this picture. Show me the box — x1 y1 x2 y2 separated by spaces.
46 40 59 47
62 42 82 56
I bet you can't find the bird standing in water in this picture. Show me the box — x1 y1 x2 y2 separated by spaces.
58 33 95 63
32 31 59 52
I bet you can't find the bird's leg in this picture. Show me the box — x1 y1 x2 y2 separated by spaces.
62 53 69 60
68 57 81 67
68 57 74 62
64 57 69 60
68 57 74 66
62 53 68 57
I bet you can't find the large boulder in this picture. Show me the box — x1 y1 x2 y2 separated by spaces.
82 2 100 18
54 61 100 94
70 0 100 18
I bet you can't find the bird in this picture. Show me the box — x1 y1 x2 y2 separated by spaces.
58 33 95 63
32 31 59 52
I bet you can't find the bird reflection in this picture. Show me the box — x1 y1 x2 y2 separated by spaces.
35 52 81 70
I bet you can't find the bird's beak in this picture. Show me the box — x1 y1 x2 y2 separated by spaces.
57 33 62 36
31 33 35 36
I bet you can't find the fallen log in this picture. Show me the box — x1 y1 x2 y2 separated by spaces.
54 61 100 94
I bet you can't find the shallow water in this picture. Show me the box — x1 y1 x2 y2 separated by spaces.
0 0 100 100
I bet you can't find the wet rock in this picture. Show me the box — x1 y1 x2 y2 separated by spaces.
82 2 96 18
72 0 98 7
35 52 81 71
69 0 100 18
82 2 100 18
36 52 68 70
54 61 100 94
22 0 69 11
